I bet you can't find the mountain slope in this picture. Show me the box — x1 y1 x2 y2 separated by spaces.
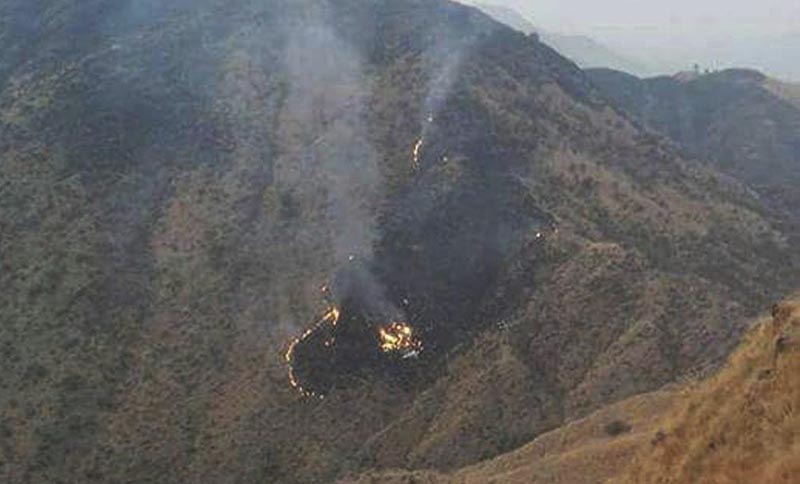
345 297 800 483
587 68 800 229
616 297 800 483
1 1 798 483
343 388 678 484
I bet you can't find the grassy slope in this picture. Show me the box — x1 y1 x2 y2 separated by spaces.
616 297 800 483
345 297 800 483
341 388 676 484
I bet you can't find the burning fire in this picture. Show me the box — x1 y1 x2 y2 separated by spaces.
321 306 341 325
412 138 423 170
378 322 422 355
285 305 341 398
285 306 422 397
285 216 430 396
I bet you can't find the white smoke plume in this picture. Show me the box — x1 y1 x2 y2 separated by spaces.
278 21 383 267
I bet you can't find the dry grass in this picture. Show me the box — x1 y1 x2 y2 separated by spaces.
446 389 678 484
344 297 800 484
614 297 800 483
340 388 678 484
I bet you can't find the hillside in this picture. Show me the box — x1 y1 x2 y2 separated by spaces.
616 297 800 483
1 1 798 483
345 298 800 483
342 389 678 483
587 68 800 229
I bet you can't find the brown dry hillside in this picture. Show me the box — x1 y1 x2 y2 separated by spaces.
615 297 800 483
342 388 678 484
344 297 800 484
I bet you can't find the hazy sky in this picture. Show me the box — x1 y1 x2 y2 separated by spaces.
489 0 800 37
469 0 800 79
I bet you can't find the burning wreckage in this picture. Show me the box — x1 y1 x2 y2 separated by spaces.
283 211 556 399
284 262 424 399
283 207 558 399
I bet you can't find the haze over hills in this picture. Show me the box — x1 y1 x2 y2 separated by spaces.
1 1 798 483
465 0 800 82
464 2 649 74
598 31 800 83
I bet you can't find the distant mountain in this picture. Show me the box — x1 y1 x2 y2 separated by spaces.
2 1 798 483
598 32 800 83
465 2 537 34
468 2 648 74
587 68 800 230
539 32 649 75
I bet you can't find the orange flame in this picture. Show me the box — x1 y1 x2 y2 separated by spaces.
285 305 341 398
379 322 421 354
412 138 423 170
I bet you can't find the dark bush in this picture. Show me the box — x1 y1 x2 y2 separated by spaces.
604 419 632 436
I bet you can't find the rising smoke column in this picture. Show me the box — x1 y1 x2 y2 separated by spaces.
278 22 383 265
275 5 496 396
411 37 474 171
276 16 414 396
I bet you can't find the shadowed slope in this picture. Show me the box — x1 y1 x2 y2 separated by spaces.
587 68 800 229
